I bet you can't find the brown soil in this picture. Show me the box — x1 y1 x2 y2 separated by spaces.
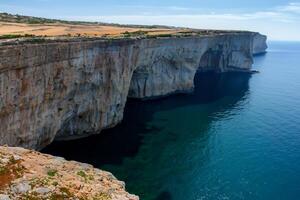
0 159 24 190
0 22 178 37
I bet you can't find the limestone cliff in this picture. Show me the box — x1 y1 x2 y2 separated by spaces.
128 34 254 99
0 32 267 150
252 33 268 55
0 146 138 200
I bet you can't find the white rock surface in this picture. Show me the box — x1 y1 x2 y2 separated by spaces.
11 182 31 194
252 33 268 55
0 194 11 200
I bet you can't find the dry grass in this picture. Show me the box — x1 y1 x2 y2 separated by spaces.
0 21 180 38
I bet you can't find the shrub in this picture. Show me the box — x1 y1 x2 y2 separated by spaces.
47 169 57 177
122 30 148 38
0 34 35 39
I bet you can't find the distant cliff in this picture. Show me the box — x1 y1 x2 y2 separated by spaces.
252 33 268 55
0 32 267 150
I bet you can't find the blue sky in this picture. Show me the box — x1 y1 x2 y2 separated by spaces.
1 0 300 41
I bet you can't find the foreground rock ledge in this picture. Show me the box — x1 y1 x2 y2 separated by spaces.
0 146 138 200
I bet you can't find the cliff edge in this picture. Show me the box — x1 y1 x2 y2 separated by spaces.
0 146 138 200
252 33 268 55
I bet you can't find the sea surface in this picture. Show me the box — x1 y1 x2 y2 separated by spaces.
43 41 300 200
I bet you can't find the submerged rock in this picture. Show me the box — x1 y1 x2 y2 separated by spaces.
0 146 138 200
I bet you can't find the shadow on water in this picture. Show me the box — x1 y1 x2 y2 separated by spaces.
43 72 251 164
43 71 252 199
155 191 173 200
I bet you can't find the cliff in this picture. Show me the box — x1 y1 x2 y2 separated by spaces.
252 33 268 55
0 146 138 200
0 32 267 150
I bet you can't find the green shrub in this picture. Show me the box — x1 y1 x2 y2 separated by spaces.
0 34 22 39
122 30 148 38
77 170 87 178
47 169 58 177
0 34 35 39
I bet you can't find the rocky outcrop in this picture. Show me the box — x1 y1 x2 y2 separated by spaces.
0 32 267 149
128 34 254 99
0 146 138 200
252 33 268 55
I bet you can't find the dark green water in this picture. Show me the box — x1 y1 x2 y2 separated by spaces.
43 42 300 200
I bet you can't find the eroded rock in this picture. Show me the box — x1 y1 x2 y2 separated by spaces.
0 194 10 200
0 146 138 200
0 33 267 149
252 33 268 55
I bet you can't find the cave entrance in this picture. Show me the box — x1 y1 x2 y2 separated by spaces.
198 49 224 73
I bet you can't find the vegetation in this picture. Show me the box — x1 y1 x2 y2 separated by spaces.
0 166 8 175
0 12 173 29
0 34 35 39
47 169 58 177
93 193 111 200
76 170 95 183
146 33 174 38
121 30 183 39
0 157 25 189
0 12 250 45
0 12 97 25
77 170 87 178
122 30 148 37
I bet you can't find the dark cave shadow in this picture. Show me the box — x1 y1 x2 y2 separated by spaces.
42 71 252 167
253 52 267 57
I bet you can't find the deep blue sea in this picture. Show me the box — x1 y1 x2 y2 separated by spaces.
43 41 300 200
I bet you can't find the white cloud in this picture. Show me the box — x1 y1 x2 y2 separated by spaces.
277 2 300 14
167 6 190 11
63 2 300 41
65 2 300 23
65 6 298 24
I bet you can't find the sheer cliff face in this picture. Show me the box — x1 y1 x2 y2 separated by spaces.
0 40 138 149
129 34 254 98
0 33 267 149
252 33 268 55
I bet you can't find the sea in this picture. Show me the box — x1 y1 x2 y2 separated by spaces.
43 41 300 200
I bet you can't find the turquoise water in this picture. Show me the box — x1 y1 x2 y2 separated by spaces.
43 42 300 200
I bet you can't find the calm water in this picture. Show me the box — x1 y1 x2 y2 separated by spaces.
43 42 300 200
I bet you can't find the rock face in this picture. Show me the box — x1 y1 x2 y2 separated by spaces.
0 146 138 200
128 34 254 99
0 32 267 150
252 33 268 55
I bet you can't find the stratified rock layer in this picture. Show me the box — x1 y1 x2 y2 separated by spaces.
0 33 267 149
0 146 138 200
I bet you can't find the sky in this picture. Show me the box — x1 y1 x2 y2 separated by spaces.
1 0 300 41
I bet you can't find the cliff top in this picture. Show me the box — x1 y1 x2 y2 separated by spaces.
0 13 252 45
0 146 138 200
